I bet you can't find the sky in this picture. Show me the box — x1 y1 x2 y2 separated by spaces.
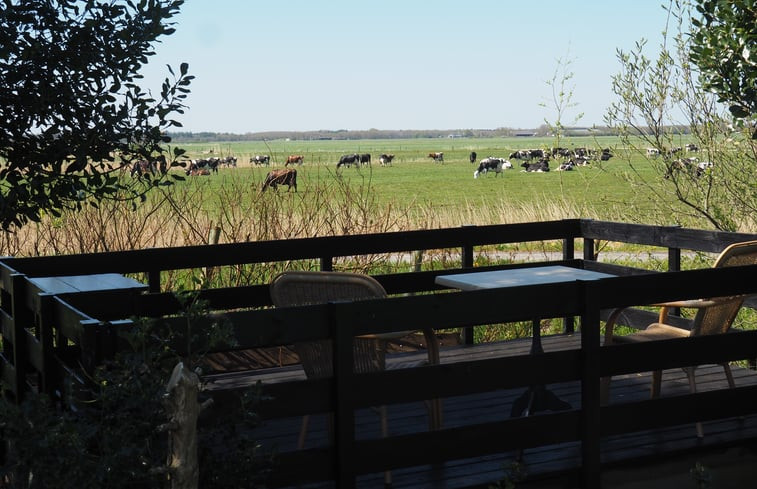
139 1 672 134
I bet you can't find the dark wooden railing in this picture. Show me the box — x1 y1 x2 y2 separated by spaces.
2 219 757 488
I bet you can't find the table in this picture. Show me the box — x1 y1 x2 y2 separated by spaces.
28 273 148 294
435 265 614 417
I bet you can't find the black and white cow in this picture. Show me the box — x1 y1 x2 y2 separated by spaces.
359 153 371 165
250 155 270 166
379 153 395 166
521 158 550 172
337 153 360 168
186 157 220 175
473 157 511 178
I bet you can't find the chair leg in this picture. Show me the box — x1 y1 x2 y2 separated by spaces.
379 406 392 486
425 398 443 430
297 414 311 449
600 376 611 405
722 363 736 389
683 367 704 438
651 370 662 398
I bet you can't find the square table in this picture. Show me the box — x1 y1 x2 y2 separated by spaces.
435 265 615 417
28 273 148 295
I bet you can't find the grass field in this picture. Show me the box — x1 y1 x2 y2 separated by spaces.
174 135 682 225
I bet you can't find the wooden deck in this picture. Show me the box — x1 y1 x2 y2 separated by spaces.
203 333 757 488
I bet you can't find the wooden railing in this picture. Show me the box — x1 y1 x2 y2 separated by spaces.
2 219 757 487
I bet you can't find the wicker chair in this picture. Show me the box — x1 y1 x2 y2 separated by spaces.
602 240 757 437
269 271 442 454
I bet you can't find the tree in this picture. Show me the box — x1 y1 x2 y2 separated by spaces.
0 0 193 231
690 0 757 136
540 50 584 148
605 0 756 231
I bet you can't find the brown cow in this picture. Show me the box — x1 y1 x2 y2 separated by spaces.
261 168 297 192
285 155 304 166
428 152 444 162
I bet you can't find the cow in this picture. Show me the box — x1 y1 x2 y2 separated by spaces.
337 153 360 168
359 153 371 165
285 155 304 166
509 150 532 160
521 158 550 172
600 148 613 161
185 158 219 175
557 160 575 171
379 153 395 166
469 151 477 164
685 143 699 152
130 159 156 177
428 152 444 162
646 147 661 158
220 156 237 167
250 155 270 166
473 157 510 178
261 168 297 192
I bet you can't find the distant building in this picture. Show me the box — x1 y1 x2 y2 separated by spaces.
514 132 537 137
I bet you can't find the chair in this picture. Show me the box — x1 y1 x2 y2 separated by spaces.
269 271 442 454
602 240 757 437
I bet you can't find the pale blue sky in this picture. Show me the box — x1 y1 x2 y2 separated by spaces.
140 1 672 133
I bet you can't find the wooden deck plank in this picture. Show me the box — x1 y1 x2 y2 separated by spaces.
205 334 757 488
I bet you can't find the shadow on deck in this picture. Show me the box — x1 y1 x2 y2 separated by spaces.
204 333 757 488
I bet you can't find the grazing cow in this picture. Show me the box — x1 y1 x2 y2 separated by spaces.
509 150 532 160
469 151 477 164
359 153 371 165
521 158 550 172
428 152 444 162
379 153 395 166
285 155 304 166
185 158 219 175
646 147 661 157
685 143 699 152
337 153 360 168
250 155 270 166
220 156 237 167
261 168 297 192
473 157 510 178
130 159 156 177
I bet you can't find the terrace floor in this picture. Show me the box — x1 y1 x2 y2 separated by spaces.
204 333 757 489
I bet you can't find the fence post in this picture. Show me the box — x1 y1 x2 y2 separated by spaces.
461 225 475 345
563 238 576 333
580 280 602 489
331 301 356 488
320 256 333 272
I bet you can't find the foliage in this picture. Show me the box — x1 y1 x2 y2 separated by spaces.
690 0 757 135
605 0 757 231
539 50 584 148
0 290 269 488
0 0 193 231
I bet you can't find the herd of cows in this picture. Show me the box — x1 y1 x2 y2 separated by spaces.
161 143 709 192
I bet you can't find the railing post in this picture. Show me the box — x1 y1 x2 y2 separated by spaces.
563 238 576 333
583 238 596 261
148 270 160 293
320 256 333 272
461 225 475 344
331 301 356 488
580 280 602 489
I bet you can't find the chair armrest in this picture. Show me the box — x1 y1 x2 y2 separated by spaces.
603 307 628 345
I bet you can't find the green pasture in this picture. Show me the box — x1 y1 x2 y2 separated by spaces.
174 136 681 222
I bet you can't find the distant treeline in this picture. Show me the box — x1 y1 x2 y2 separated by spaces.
167 125 692 143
